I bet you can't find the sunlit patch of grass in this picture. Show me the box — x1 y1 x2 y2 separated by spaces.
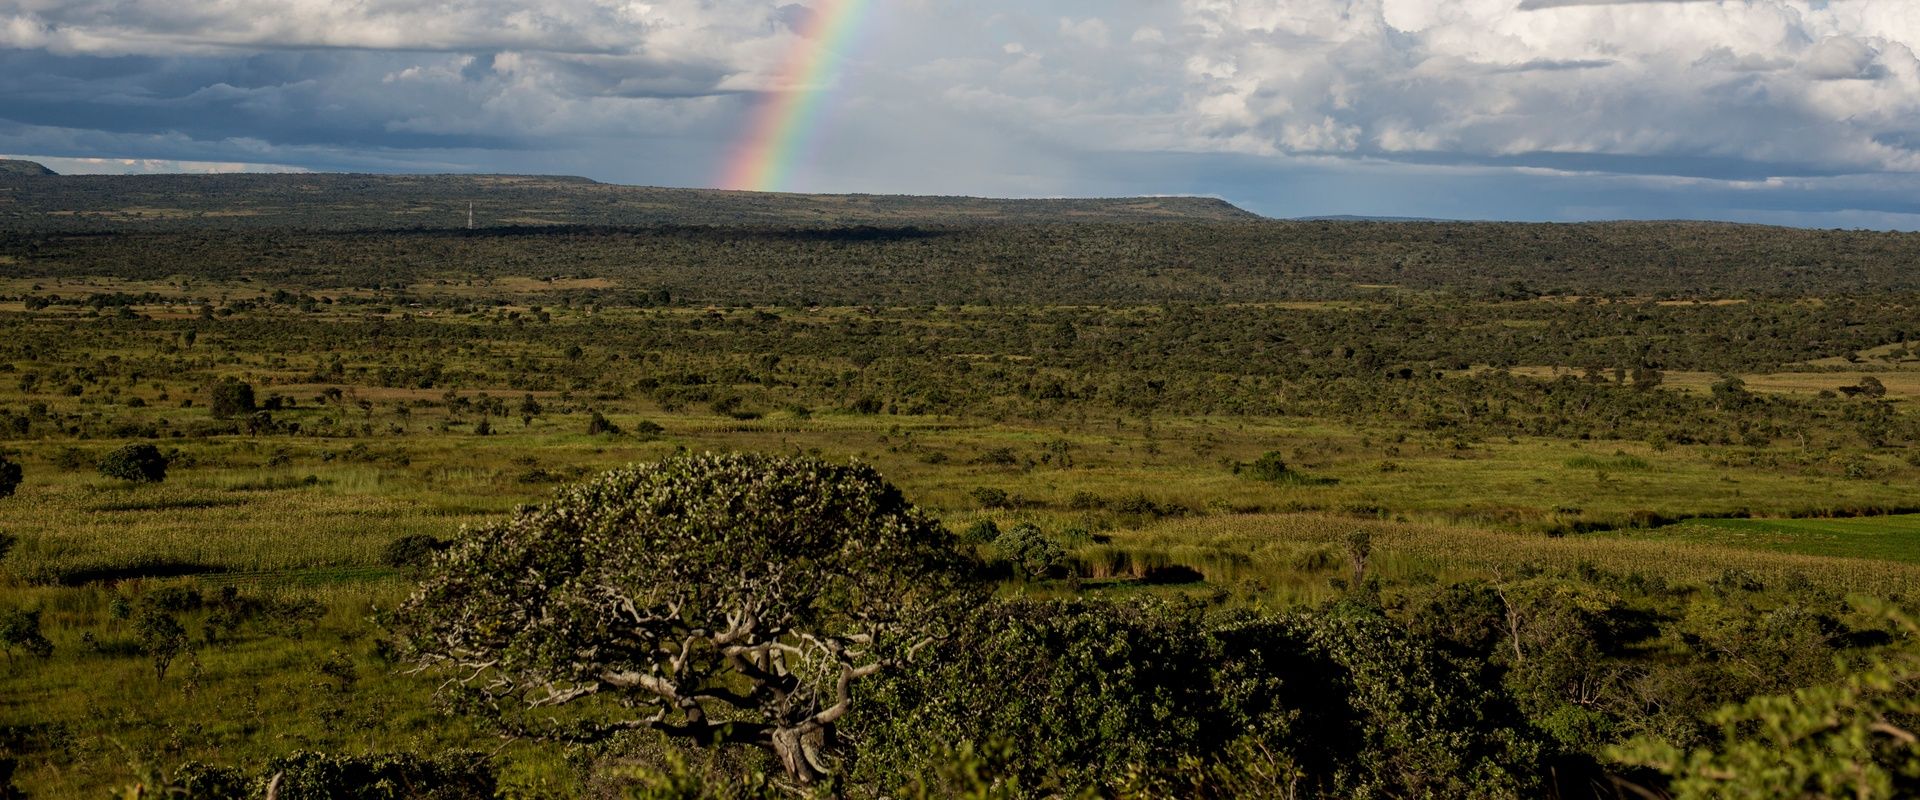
1564 453 1651 471
1103 513 1920 597
1643 515 1920 565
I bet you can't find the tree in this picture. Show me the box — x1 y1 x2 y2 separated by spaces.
1614 646 1920 799
135 606 188 680
392 453 975 785
99 443 168 483
0 455 19 499
993 523 1064 578
1630 365 1664 392
209 378 256 420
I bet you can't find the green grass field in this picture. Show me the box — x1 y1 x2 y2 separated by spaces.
1641 515 1920 565
2 272 1919 795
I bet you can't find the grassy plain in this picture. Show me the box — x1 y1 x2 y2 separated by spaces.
1 269 1918 794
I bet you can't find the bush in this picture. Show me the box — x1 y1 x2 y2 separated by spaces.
382 534 448 568
159 751 495 799
144 585 204 613
391 453 978 785
134 606 189 680
264 750 496 800
993 523 1064 578
852 599 1544 797
98 443 168 483
209 379 256 419
970 487 1012 509
0 608 52 658
849 599 1222 793
959 519 1002 545
0 455 19 499
172 763 249 798
586 411 621 435
1244 451 1294 482
1212 605 1542 797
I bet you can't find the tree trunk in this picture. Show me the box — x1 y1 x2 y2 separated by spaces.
770 727 819 785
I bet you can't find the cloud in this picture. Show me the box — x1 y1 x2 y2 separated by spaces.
1517 0 1719 8
6 153 310 174
1147 0 1920 177
1800 35 1885 80
4 0 1920 228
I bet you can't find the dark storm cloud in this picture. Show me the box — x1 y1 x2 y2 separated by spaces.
3 0 1920 229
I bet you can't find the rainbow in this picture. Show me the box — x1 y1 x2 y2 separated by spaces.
719 0 873 193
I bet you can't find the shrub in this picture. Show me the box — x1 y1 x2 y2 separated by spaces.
993 523 1064 578
0 455 19 499
849 599 1222 793
98 443 168 483
381 534 448 568
134 606 188 680
392 453 979 785
209 379 256 419
960 519 1002 545
586 411 621 435
263 750 496 800
1244 451 1294 482
1211 606 1542 797
0 608 52 658
970 487 1012 509
974 447 1020 467
144 585 204 613
854 600 1543 797
158 751 495 799
1612 648 1920 800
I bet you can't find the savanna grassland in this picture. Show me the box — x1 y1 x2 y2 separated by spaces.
1 169 1918 798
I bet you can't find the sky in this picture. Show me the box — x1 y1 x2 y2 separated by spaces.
5 0 1920 226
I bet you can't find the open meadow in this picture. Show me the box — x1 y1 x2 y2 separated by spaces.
1 179 1918 796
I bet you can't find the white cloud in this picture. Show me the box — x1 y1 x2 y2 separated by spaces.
6 153 311 174
1800 35 1882 80
1147 0 1920 174
8 0 1920 223
1058 17 1110 48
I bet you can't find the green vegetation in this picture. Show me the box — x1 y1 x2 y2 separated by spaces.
0 173 1916 797
393 453 972 785
96 442 169 483
1643 515 1920 564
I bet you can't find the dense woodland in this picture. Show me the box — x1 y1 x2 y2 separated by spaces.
9 220 1920 302
0 170 1916 798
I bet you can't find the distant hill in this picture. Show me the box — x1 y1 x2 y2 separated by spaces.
0 171 1259 231
0 159 56 177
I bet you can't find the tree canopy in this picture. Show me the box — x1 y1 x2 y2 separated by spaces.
391 452 976 784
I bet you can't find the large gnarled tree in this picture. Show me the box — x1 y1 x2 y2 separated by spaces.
391 452 973 783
